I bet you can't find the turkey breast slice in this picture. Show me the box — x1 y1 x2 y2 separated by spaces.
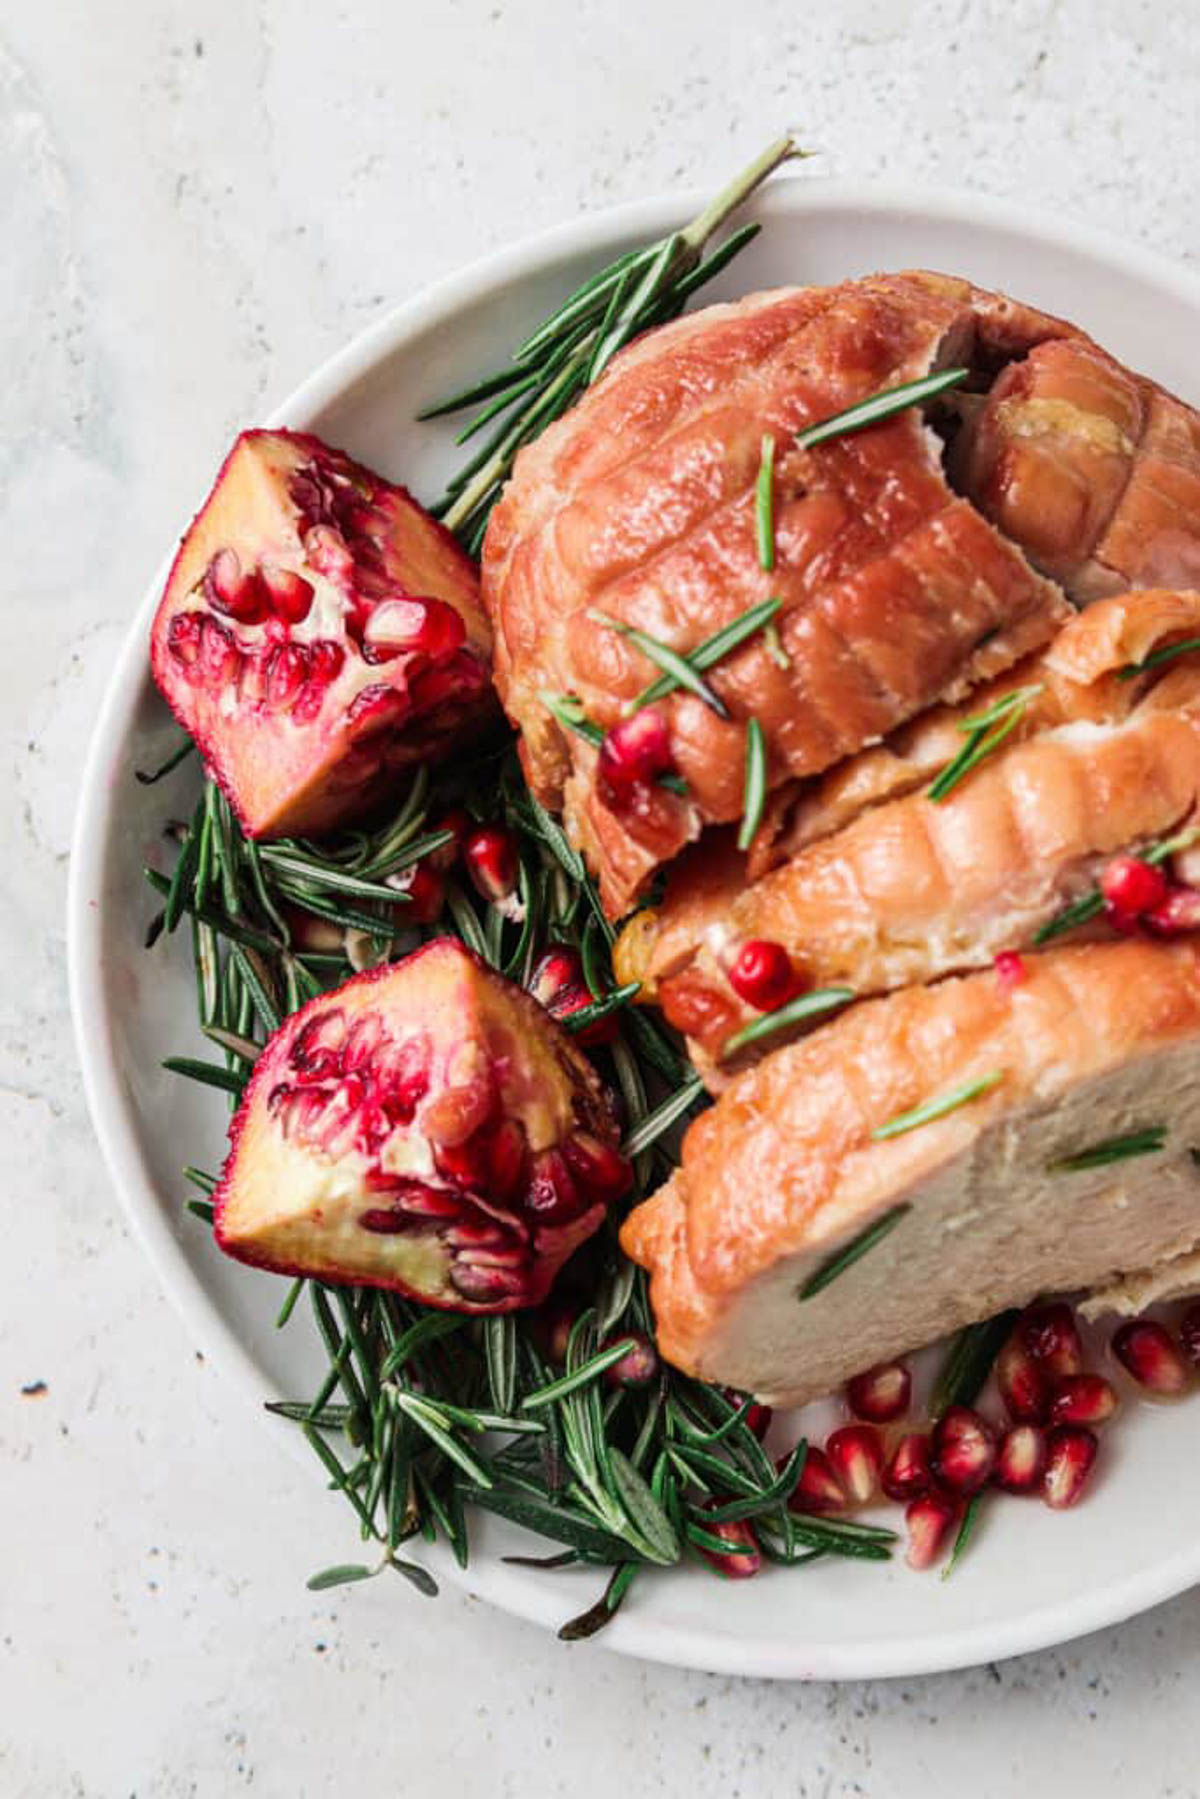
619 938 1200 1405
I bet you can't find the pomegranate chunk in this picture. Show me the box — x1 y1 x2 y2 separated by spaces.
1043 1425 1099 1509
905 1493 958 1571
993 1424 1048 1494
214 939 628 1312
845 1360 911 1423
931 1406 996 1495
825 1425 884 1504
1111 1318 1190 1395
150 429 493 839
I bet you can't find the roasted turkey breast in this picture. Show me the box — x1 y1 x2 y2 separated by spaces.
483 272 1200 918
615 590 1200 1074
483 273 1079 917
620 939 1200 1405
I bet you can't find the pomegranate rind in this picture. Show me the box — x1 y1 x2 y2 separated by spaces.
150 429 494 839
213 939 626 1312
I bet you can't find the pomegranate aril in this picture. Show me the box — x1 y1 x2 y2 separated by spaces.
1020 1302 1084 1379
527 943 616 1045
347 683 408 736
428 807 473 872
905 1493 958 1571
289 1007 346 1079
199 617 242 686
1180 1302 1200 1365
727 939 803 1012
601 1331 659 1390
485 1118 528 1201
561 1132 632 1202
882 1432 933 1502
259 564 314 623
1049 1373 1119 1427
359 1207 416 1235
1111 1318 1190 1395
1145 885 1200 935
598 706 673 794
1100 853 1168 924
362 595 466 661
845 1359 911 1423
993 949 1027 989
205 548 267 622
786 1445 847 1516
374 1038 432 1122
464 824 519 905
450 1260 530 1303
725 1391 772 1440
696 1516 761 1580
931 1406 996 1495
265 643 309 708
1042 1425 1099 1509
825 1424 883 1505
167 610 204 667
307 638 346 685
993 1424 1048 1494
523 1148 582 1223
391 859 446 924
996 1334 1049 1423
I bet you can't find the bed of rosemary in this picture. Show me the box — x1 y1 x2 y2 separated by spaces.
142 134 1026 1631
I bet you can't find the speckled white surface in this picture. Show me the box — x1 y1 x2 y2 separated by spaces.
8 0 1200 1791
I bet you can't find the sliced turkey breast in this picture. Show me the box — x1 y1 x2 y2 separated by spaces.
620 939 1200 1406
614 590 1200 1075
483 273 1076 918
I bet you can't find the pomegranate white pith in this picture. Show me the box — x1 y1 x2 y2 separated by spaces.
214 939 630 1311
150 429 493 838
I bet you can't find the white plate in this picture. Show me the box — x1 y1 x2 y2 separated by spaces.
68 174 1200 1680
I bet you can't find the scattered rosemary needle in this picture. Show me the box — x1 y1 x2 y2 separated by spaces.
797 1204 912 1300
942 1494 985 1581
737 718 767 852
1049 1126 1168 1172
423 133 813 551
755 433 776 570
538 689 605 748
588 611 729 718
1035 825 1200 944
721 985 855 1059
628 596 783 713
1118 635 1200 680
871 1071 1004 1141
796 367 969 453
927 684 1043 803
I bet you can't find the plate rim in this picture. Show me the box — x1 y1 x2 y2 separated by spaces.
67 171 1200 1680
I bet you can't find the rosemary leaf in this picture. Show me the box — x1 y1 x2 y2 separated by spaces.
539 690 604 749
631 596 783 712
558 1562 638 1641
1049 1126 1167 1172
797 1204 911 1301
755 433 776 570
942 1494 984 1580
521 1340 639 1412
135 736 195 786
721 986 854 1059
1118 635 1200 679
797 367 969 452
737 717 767 852
306 1562 377 1592
871 1071 1004 1140
186 1198 215 1224
562 981 641 1035
931 1312 1019 1416
589 610 730 719
162 1056 246 1096
928 685 1043 803
622 1075 706 1157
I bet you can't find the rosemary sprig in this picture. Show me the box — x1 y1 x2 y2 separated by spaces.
796 367 969 452
737 717 767 852
1049 1126 1167 1172
927 684 1043 803
871 1071 1004 1141
721 985 854 1059
424 134 811 549
797 1204 911 1300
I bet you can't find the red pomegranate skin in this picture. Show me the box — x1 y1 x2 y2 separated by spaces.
150 429 494 840
213 939 630 1312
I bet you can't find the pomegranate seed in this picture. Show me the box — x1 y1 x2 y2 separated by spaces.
1042 1425 1099 1509
993 949 1027 989
259 564 314 623
1145 885 1200 935
485 1118 528 1201
1020 1303 1084 1379
1048 1373 1119 1427
1112 1318 1190 1395
995 1334 1050 1423
205 547 267 622
428 806 473 872
787 1445 847 1515
363 595 466 661
1100 854 1168 924
265 643 309 708
198 617 242 686
598 707 673 793
391 859 446 924
846 1360 911 1423
538 1301 579 1364
601 1331 659 1390
307 639 346 686
464 824 519 905
523 1148 582 1223
527 944 617 1045
1180 1303 1200 1365
931 1406 996 1495
826 1424 884 1504
727 939 803 1011
696 1515 761 1580
993 1424 1048 1493
561 1132 632 1201
450 1260 529 1304
882 1432 933 1501
905 1493 959 1571
347 683 409 736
